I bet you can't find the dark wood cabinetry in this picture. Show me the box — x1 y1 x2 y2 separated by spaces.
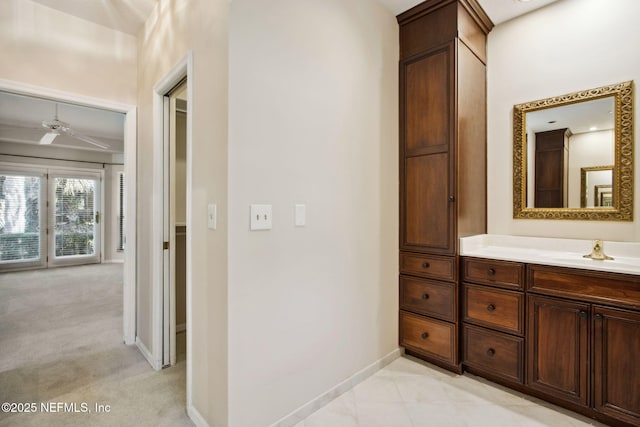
460 258 640 427
461 258 526 384
398 0 491 373
534 128 570 208
593 306 640 424
527 294 590 406
526 265 640 426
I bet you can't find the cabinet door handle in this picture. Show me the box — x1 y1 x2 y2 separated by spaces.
579 311 588 319
487 304 496 312
486 348 495 357
421 294 429 300
421 332 429 340
487 268 495 276
448 195 455 202
594 313 603 321
422 262 430 269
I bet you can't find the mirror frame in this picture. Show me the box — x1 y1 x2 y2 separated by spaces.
513 80 634 220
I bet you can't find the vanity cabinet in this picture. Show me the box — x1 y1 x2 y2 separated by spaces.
461 258 525 384
527 265 640 426
458 257 640 426
397 0 492 373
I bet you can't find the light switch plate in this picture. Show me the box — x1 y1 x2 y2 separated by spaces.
295 204 306 226
208 204 217 229
250 204 272 230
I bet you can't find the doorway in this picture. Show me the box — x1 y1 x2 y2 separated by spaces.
0 80 137 345
162 79 188 367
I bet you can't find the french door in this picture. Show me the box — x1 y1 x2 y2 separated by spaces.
0 166 101 271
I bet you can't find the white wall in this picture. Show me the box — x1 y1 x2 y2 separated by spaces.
0 0 137 105
488 0 640 240
228 1 399 425
136 0 228 425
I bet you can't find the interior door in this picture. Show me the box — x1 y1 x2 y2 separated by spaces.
48 171 101 267
0 168 47 271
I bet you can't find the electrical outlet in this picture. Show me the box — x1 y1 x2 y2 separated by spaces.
250 204 272 230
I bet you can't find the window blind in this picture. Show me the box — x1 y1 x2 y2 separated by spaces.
0 174 41 263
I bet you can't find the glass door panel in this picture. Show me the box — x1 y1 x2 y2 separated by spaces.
49 173 101 266
0 171 46 270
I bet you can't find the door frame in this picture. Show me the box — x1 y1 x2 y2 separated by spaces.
0 78 138 346
151 52 193 404
47 168 104 268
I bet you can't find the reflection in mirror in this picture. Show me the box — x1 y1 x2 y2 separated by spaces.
526 97 614 208
513 80 634 221
581 166 613 207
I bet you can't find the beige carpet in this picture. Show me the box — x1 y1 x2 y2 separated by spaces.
0 264 192 427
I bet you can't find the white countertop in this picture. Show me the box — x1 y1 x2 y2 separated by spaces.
460 234 640 276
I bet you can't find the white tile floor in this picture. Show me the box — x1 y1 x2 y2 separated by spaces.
295 356 608 427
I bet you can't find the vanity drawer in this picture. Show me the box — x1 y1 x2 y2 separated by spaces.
400 311 456 364
400 252 456 281
400 276 456 321
463 324 524 384
463 257 524 290
463 284 525 335
528 265 640 311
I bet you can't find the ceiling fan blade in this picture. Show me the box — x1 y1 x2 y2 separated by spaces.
40 132 59 145
65 129 110 150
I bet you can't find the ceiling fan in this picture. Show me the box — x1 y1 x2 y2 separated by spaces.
40 103 110 150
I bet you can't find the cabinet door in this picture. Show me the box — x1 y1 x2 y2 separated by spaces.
527 295 590 407
400 44 454 254
593 306 640 425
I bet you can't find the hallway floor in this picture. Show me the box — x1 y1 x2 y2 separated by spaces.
0 264 191 427
295 356 608 427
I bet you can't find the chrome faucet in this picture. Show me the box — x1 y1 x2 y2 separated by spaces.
583 239 614 261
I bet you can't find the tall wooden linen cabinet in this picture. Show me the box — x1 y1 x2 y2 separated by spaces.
398 0 492 372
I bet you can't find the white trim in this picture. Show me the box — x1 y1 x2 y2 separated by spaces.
151 51 193 399
135 337 161 371
187 404 209 427
0 79 137 347
123 109 137 345
269 348 402 427
103 259 125 264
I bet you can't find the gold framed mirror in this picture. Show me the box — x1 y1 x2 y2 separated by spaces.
513 81 634 220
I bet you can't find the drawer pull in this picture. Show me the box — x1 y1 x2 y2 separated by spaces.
421 332 429 340
421 293 429 300
422 262 430 269
579 310 588 319
487 268 496 276
487 304 496 312
486 348 496 357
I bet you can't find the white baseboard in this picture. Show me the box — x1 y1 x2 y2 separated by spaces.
135 337 161 371
187 404 209 427
176 323 186 333
270 347 402 427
